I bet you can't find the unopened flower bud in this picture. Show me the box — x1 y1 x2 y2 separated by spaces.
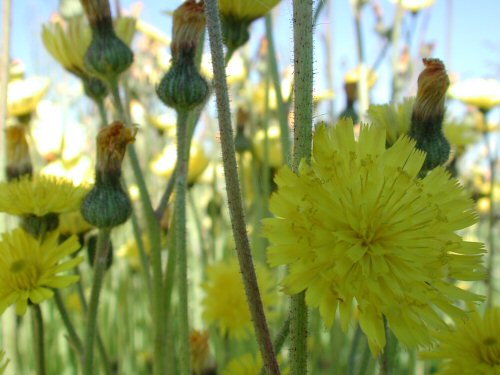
81 122 136 229
6 125 33 181
82 76 109 102
409 58 450 173
81 0 133 81
156 1 208 112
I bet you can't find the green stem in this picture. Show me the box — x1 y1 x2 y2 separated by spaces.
390 2 405 101
175 110 192 375
83 228 111 375
73 268 113 375
265 14 290 164
163 217 177 323
109 78 165 375
96 98 108 128
483 119 497 308
204 1 281 374
290 1 313 374
54 290 84 355
31 304 46 375
188 190 208 271
378 319 393 375
348 324 363 375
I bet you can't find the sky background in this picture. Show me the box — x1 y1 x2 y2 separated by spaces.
4 0 500 122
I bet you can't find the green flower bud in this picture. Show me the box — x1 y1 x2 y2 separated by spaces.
156 55 209 112
84 27 133 81
82 75 109 102
156 0 208 112
409 58 450 173
81 122 136 229
221 17 250 55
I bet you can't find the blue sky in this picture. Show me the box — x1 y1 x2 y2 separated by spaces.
6 0 500 120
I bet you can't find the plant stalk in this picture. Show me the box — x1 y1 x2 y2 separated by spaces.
204 1 281 373
31 304 46 375
291 1 314 374
83 228 111 375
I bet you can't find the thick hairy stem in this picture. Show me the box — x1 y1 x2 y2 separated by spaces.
204 1 281 374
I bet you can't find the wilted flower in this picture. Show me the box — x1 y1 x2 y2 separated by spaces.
5 125 33 181
264 119 485 355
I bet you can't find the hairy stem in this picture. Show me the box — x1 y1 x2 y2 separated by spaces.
83 228 111 375
31 304 46 375
290 1 314 374
204 1 281 374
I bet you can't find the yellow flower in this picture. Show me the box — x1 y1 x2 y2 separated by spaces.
263 119 485 355
201 259 277 340
367 97 414 146
223 353 262 375
42 16 136 78
399 0 435 12
219 0 280 22
344 65 378 88
0 228 82 315
7 76 49 117
421 308 500 375
150 141 209 185
253 123 284 168
448 78 500 111
0 175 89 217
58 210 93 236
0 351 8 374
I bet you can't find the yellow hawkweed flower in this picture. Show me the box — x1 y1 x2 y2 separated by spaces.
42 16 136 78
448 78 500 112
264 119 485 356
399 0 435 12
201 259 277 340
344 65 378 88
421 308 500 375
58 211 93 236
223 353 262 375
367 97 414 146
219 0 280 22
0 228 82 315
253 123 284 168
0 175 88 217
7 76 49 117
147 111 177 136
150 141 209 185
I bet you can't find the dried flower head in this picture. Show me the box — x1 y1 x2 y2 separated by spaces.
5 125 33 181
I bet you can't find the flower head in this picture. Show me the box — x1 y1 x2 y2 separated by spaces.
171 0 206 60
0 228 82 315
421 308 500 375
42 15 136 79
368 97 414 146
7 76 49 117
191 330 211 375
0 175 88 217
410 58 451 173
201 259 277 340
448 78 500 112
399 0 435 12
223 353 262 375
264 119 485 355
219 0 280 23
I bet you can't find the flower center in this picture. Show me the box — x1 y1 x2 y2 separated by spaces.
10 259 29 273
